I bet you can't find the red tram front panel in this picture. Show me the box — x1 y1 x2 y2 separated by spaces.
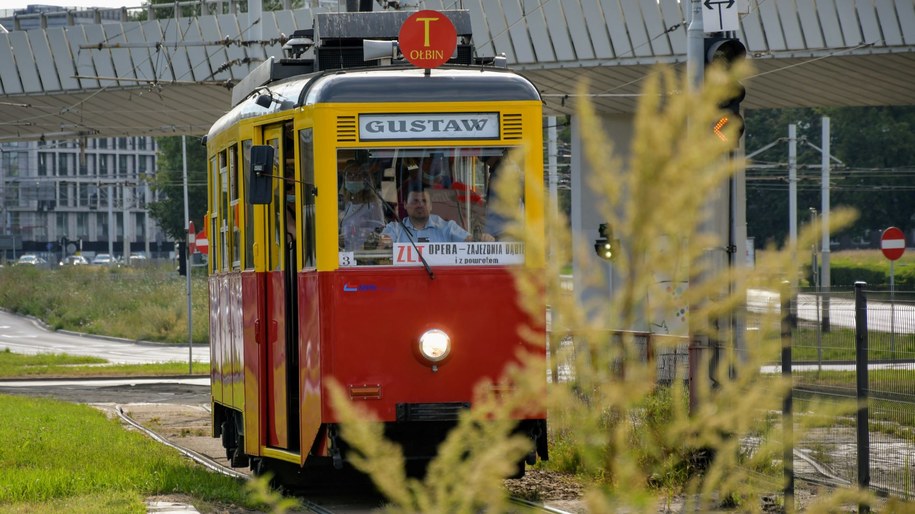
317 267 541 423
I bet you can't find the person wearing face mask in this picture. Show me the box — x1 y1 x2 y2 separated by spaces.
339 161 385 252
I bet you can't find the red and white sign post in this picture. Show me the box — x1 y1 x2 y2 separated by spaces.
881 226 906 350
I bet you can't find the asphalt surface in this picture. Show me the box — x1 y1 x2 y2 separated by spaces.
0 309 209 364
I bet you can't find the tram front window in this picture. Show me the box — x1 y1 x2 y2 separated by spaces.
336 147 525 268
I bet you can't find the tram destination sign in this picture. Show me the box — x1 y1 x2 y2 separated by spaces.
393 242 524 266
359 113 499 141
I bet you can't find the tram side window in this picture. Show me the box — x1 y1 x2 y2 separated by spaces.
337 157 385 255
298 128 316 268
335 147 523 267
219 149 230 272
229 146 240 270
209 155 218 271
481 153 524 241
242 140 254 270
267 137 283 272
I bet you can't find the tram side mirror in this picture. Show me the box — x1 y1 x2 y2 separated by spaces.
248 145 274 205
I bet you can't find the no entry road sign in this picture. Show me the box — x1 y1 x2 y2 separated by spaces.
881 226 906 261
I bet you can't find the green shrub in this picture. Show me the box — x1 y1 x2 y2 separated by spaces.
0 264 207 344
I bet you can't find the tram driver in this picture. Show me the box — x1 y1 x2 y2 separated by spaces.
381 185 495 244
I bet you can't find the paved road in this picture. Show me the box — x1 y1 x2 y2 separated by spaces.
748 290 915 334
0 309 208 365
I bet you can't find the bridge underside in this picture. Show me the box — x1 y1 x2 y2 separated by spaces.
1 0 914 141
527 52 915 116
2 50 913 143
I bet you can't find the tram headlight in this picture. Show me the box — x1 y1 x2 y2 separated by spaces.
418 329 451 363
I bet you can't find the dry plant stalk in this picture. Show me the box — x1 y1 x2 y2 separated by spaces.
327 61 877 512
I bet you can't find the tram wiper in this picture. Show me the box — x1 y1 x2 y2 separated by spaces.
363 178 435 280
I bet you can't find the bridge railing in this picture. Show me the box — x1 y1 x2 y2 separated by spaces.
5 0 315 30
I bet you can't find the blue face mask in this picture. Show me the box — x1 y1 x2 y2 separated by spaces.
286 194 296 203
344 181 365 193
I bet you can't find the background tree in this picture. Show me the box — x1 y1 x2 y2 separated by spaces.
745 106 915 248
148 136 208 241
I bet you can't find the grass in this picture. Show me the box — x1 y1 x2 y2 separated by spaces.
795 368 915 392
790 326 915 362
0 348 208 378
0 394 257 513
0 264 208 344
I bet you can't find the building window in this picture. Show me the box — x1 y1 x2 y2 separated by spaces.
58 153 71 177
79 183 90 207
56 212 67 237
77 213 89 239
118 154 129 176
58 181 69 207
96 212 108 240
38 153 48 176
79 153 89 176
135 212 145 239
2 152 20 177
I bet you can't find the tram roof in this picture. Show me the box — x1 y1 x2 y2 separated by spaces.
302 67 540 104
208 66 541 141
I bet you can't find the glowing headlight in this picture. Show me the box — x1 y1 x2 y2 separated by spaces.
418 329 451 363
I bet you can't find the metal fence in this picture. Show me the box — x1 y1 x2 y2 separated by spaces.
789 284 915 502
546 280 914 505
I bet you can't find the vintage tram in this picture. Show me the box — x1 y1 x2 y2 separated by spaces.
205 9 547 482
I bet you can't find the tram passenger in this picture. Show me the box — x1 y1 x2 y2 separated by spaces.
381 186 495 244
339 161 385 251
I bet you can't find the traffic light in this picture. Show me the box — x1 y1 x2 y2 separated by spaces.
177 242 187 276
594 223 619 262
704 36 747 146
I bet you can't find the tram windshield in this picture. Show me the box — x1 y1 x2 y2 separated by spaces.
336 147 524 267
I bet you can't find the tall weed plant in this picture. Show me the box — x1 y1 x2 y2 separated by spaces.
327 63 879 512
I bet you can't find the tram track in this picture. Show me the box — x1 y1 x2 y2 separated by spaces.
115 404 573 514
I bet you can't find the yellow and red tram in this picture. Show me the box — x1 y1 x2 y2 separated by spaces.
205 9 547 482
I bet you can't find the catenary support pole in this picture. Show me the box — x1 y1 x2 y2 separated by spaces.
182 135 193 373
820 117 831 332
548 115 558 225
686 0 706 415
788 124 797 277
108 182 114 257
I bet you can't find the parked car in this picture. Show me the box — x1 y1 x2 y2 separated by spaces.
127 253 149 266
91 253 115 265
60 255 89 266
16 254 47 266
